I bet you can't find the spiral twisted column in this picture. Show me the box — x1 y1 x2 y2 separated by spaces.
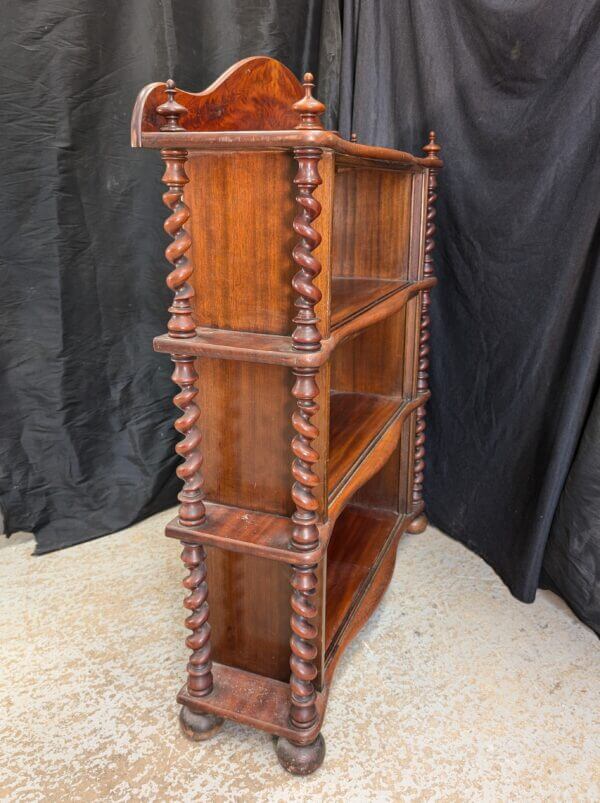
289 367 320 730
161 149 196 338
158 82 220 739
172 356 205 526
180 542 214 697
291 147 323 351
287 144 323 734
409 133 441 533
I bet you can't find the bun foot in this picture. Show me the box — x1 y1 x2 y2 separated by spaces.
407 513 428 534
179 705 223 742
275 733 325 775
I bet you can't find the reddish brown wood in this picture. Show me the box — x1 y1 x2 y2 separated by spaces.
132 58 442 774
324 512 412 682
180 543 215 696
292 147 323 351
137 129 443 171
178 662 327 743
331 277 408 327
152 277 435 368
325 504 398 648
293 72 325 130
286 133 327 740
408 132 441 534
161 150 196 339
171 357 205 525
288 363 321 726
328 392 403 495
131 57 303 143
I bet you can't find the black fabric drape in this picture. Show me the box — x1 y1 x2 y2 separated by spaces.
330 0 600 630
0 0 323 553
2 0 599 634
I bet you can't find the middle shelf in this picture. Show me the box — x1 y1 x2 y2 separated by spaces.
165 387 420 563
328 391 404 496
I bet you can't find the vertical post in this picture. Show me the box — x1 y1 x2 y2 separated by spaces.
275 73 327 776
408 131 441 534
158 81 222 739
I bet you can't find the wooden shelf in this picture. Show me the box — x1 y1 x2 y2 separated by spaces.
134 55 440 773
328 391 405 499
325 504 399 650
178 662 327 744
331 276 408 329
154 278 433 367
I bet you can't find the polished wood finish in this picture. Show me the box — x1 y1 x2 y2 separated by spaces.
131 57 303 144
132 57 442 775
407 132 442 532
178 662 326 745
153 277 434 367
324 504 398 648
288 121 324 733
331 277 407 327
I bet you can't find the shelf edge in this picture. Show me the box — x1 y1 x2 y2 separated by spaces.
153 277 436 366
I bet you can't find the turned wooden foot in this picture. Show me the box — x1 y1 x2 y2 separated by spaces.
275 733 325 775
407 513 428 534
179 705 223 742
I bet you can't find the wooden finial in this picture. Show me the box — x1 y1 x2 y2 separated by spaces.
423 130 441 160
293 72 325 130
157 79 187 131
350 132 357 143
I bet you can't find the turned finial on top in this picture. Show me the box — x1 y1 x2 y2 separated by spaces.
350 132 358 143
293 72 325 130
423 130 441 160
157 79 187 132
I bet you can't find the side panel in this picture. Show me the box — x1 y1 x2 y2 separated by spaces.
186 150 332 336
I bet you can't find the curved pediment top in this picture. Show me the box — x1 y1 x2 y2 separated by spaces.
131 56 312 145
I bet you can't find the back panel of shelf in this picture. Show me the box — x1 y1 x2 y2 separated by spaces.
331 161 414 282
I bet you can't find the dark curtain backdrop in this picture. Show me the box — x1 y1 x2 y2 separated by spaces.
2 1 599 634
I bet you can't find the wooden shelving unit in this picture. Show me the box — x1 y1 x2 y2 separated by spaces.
131 56 442 775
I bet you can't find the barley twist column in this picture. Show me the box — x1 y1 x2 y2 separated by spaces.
408 132 441 535
276 73 326 776
158 80 222 740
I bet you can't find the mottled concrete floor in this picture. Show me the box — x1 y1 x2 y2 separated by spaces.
1 510 598 802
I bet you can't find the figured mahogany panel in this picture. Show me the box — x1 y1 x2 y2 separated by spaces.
186 151 331 336
332 166 413 281
132 57 303 142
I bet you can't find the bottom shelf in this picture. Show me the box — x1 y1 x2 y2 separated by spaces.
178 662 326 745
325 504 401 657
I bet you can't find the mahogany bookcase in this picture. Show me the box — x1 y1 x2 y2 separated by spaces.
131 57 442 775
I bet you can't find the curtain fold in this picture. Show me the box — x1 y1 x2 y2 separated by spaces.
0 0 323 553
